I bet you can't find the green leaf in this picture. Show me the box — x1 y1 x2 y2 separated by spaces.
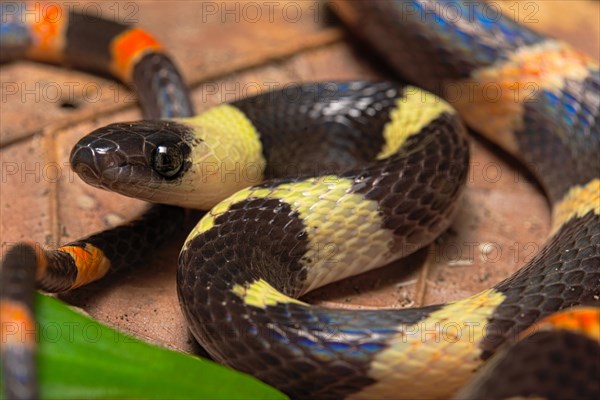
1 293 287 400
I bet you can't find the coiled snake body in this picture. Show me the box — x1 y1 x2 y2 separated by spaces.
1 1 598 399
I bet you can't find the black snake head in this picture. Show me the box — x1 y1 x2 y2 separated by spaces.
70 119 195 204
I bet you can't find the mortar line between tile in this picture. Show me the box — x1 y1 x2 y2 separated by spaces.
414 256 431 307
43 129 61 248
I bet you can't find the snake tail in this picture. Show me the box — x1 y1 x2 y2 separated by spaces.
0 245 38 400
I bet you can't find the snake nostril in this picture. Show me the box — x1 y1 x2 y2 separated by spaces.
73 162 99 185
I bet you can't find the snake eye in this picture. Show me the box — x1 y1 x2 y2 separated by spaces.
152 144 183 178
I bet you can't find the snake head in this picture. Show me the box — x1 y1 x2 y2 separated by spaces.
70 119 196 205
70 109 266 209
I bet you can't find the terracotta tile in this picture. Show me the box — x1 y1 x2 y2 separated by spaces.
0 136 53 250
0 63 135 146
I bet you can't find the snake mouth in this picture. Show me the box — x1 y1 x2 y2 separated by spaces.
72 159 168 203
73 160 156 195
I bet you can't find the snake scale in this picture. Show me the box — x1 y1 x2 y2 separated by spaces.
0 1 598 399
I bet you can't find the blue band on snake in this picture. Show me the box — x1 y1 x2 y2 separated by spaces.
0 1 598 399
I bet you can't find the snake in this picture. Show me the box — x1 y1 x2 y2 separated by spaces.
0 1 598 399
